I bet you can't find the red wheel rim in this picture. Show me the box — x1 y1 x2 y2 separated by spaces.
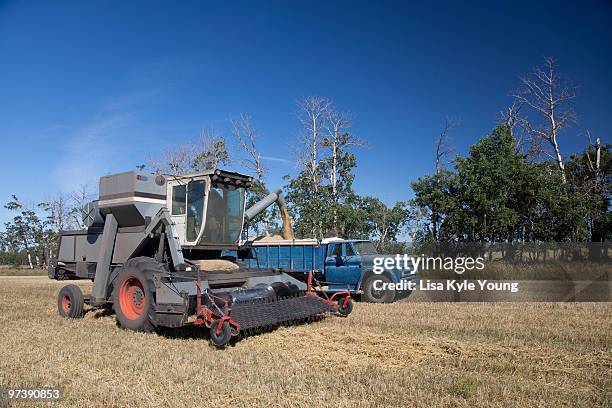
119 276 146 320
61 295 71 313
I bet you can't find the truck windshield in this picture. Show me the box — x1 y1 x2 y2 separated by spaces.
201 183 245 245
353 241 378 255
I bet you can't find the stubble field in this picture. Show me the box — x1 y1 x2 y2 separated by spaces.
0 276 610 407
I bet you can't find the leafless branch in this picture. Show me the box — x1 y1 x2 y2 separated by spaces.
147 127 229 175
511 57 577 182
231 113 266 181
295 96 332 179
435 116 458 174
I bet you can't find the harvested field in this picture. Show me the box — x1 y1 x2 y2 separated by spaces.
0 276 610 407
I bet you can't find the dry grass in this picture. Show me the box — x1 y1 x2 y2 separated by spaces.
0 267 47 277
0 276 610 407
417 261 611 281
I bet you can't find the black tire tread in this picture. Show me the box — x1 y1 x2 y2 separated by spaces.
210 320 232 348
337 298 353 316
112 257 164 332
362 274 396 303
58 284 85 318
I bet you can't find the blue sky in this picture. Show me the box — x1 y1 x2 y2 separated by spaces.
0 0 611 226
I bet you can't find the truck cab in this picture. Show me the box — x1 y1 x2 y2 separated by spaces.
321 238 416 302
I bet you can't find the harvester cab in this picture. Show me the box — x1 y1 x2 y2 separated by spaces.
50 169 352 347
164 170 248 248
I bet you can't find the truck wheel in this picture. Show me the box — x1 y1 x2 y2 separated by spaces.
362 275 396 303
336 298 353 316
112 258 160 332
210 320 232 348
57 284 85 318
395 289 412 301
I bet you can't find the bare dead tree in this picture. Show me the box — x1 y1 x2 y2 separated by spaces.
70 184 94 229
296 96 332 237
149 144 194 175
500 100 534 155
296 97 332 187
428 116 458 241
231 114 273 235
501 100 522 135
40 194 77 266
325 109 350 235
323 108 365 235
43 195 71 231
585 131 602 188
192 127 230 171
512 57 576 182
435 116 457 175
231 114 265 181
148 128 230 175
374 208 390 250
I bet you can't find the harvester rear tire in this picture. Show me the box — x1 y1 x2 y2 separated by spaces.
210 320 232 348
112 257 160 333
362 274 396 303
57 284 84 318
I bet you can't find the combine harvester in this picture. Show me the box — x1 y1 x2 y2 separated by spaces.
49 170 352 347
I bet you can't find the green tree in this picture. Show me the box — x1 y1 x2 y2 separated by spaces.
411 125 595 242
332 192 370 239
511 161 586 241
284 168 328 239
359 197 409 250
244 180 280 237
410 169 460 241
452 126 523 241
3 196 43 268
566 141 611 241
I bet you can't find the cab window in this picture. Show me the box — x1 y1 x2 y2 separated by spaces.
345 243 355 256
171 185 186 215
186 180 206 242
201 184 246 245
329 243 343 257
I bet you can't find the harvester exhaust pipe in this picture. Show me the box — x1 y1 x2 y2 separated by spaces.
244 189 295 240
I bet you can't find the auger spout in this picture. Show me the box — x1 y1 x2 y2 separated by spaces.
244 189 295 240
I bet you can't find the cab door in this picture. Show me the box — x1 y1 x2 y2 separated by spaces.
324 242 359 291
167 180 187 243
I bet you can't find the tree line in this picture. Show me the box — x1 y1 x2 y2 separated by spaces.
1 57 609 268
412 58 610 243
141 58 611 245
0 188 92 268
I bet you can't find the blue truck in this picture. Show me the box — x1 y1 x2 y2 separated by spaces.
237 238 416 303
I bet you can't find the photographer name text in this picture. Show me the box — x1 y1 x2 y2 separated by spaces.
375 279 519 293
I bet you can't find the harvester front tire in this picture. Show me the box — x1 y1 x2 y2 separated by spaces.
362 275 396 303
112 258 159 333
336 298 353 317
210 320 232 348
57 284 84 318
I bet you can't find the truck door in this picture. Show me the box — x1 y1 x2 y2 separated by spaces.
343 243 362 288
324 243 360 291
